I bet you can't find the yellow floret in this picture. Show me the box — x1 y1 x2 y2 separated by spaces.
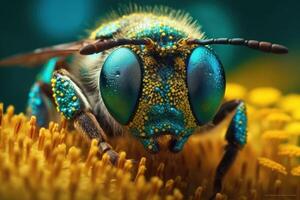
257 157 287 175
225 83 247 100
248 87 281 107
1 83 300 200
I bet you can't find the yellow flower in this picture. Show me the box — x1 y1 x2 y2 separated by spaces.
248 87 282 107
0 108 185 200
1 83 300 200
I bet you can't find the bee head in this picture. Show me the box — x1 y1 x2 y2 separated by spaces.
97 36 227 153
82 36 287 153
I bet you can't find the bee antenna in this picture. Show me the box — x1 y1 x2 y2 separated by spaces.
186 38 288 54
80 38 151 55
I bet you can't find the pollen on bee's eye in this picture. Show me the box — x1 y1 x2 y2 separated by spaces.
100 48 142 125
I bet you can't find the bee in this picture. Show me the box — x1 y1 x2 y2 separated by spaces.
0 7 288 199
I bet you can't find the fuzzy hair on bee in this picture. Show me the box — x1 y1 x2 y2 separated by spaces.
0 5 288 200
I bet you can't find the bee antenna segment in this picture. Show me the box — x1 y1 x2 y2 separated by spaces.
186 38 288 54
80 38 151 55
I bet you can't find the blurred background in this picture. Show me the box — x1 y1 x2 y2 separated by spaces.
0 0 299 112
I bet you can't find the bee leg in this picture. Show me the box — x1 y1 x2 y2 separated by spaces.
51 69 120 165
73 110 119 165
27 58 71 126
209 100 247 200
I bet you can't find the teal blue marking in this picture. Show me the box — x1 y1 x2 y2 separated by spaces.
96 22 121 38
144 104 185 137
27 83 49 126
52 75 80 119
140 138 159 153
37 58 58 83
135 25 187 49
130 63 196 152
144 104 194 152
226 102 247 147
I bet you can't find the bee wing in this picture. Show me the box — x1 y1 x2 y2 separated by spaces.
0 39 94 67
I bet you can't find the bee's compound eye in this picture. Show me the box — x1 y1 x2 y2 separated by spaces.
100 47 142 125
187 46 225 125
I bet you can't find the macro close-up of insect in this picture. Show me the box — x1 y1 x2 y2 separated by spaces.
0 7 289 200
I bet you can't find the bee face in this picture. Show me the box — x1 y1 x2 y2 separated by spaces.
128 48 198 153
100 29 225 153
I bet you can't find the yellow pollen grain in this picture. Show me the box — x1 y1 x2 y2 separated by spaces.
291 165 300 176
278 144 300 157
257 157 287 175
262 130 289 140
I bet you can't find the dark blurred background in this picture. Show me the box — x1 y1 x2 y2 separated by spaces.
0 0 299 112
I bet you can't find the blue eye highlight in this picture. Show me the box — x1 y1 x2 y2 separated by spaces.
187 46 225 125
100 48 142 125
